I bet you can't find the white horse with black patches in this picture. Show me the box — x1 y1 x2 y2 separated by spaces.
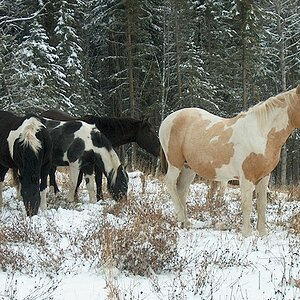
159 86 300 237
0 111 52 216
43 118 128 207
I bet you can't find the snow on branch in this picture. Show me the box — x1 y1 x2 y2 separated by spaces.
0 2 50 26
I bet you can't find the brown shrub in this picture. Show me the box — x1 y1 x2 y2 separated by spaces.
101 196 178 276
291 213 300 235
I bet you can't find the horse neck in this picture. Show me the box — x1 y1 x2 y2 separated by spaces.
251 103 294 148
109 131 136 147
95 147 121 180
93 117 138 146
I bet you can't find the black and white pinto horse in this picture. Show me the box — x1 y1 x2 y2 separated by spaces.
42 118 128 205
41 110 160 200
0 111 52 216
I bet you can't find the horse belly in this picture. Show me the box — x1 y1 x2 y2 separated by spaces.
183 138 235 181
214 164 239 181
186 158 238 182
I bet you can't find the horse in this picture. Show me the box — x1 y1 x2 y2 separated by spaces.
42 118 129 205
41 109 160 200
159 85 300 237
0 111 52 216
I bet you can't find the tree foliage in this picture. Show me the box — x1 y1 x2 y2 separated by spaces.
0 0 299 183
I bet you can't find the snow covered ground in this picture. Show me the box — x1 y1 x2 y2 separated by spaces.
1 171 300 300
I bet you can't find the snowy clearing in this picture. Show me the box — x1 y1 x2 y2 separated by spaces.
0 171 300 300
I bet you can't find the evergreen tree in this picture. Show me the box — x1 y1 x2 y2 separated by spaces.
3 18 65 113
54 0 92 114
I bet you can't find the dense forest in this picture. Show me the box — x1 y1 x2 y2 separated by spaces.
0 0 299 185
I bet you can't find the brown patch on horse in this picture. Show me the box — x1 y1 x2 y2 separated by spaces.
242 126 292 183
167 110 235 180
287 86 300 128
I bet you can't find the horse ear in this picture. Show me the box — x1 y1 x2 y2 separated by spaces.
296 84 300 95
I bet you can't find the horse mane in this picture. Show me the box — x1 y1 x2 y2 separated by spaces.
20 117 44 155
245 88 296 129
83 115 143 133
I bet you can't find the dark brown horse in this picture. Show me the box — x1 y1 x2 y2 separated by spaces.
41 109 160 200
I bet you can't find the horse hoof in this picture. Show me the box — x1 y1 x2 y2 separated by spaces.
258 228 268 237
178 220 192 229
241 226 253 237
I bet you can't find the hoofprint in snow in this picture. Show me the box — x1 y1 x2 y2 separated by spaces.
0 171 300 300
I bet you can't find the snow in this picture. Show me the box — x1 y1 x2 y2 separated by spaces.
1 171 300 299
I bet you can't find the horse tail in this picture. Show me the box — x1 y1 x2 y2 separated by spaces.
160 147 168 174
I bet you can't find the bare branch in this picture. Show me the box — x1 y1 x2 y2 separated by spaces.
0 2 50 26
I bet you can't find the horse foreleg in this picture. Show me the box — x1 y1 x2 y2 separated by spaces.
94 165 104 201
165 165 189 227
177 167 196 226
255 175 270 236
81 164 96 204
39 164 50 212
49 166 60 194
0 165 8 206
240 178 255 237
75 170 84 202
68 163 80 203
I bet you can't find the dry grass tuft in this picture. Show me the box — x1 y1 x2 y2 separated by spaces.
101 196 178 276
287 185 300 202
291 213 300 235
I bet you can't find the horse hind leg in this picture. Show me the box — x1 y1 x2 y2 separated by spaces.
94 164 104 201
68 163 80 203
177 166 196 227
255 175 270 236
81 164 96 204
165 165 190 228
0 165 8 206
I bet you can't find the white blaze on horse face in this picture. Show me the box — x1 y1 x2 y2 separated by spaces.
7 117 43 158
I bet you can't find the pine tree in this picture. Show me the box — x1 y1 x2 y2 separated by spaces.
3 18 65 113
54 0 91 114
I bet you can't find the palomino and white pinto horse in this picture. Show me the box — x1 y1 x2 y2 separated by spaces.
42 118 128 208
159 85 300 237
0 111 52 216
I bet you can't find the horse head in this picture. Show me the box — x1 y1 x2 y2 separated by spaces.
19 168 41 216
136 118 160 157
107 165 128 201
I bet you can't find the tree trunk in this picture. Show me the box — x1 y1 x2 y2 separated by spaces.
174 9 182 99
242 40 248 110
277 1 287 186
125 2 136 169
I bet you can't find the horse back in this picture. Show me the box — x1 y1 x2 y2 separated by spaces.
160 108 236 180
40 109 77 121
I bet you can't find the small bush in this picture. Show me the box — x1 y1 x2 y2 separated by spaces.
287 185 300 202
291 213 300 235
101 197 178 276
